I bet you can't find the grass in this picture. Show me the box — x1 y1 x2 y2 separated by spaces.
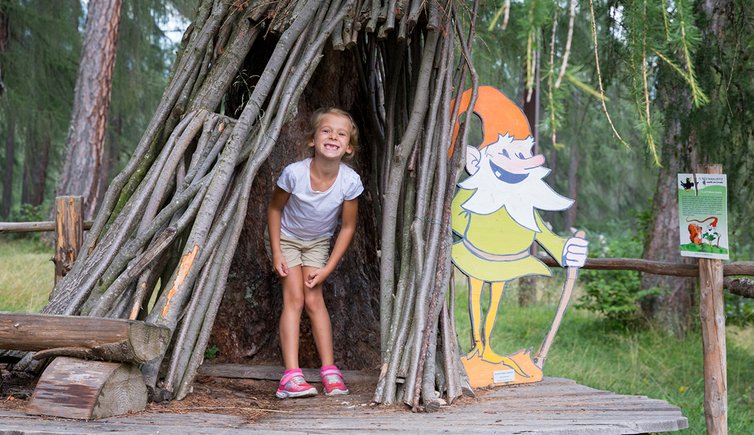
454 275 754 434
0 237 53 313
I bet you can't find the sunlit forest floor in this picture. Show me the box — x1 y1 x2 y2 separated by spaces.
1 237 752 433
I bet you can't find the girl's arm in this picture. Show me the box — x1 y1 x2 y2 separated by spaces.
305 198 358 288
268 186 291 277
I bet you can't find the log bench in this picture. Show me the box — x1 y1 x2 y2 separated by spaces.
0 313 170 420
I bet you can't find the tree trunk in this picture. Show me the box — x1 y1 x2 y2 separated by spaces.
564 141 579 231
1 110 13 218
56 0 122 219
0 3 7 97
640 66 696 337
21 121 50 208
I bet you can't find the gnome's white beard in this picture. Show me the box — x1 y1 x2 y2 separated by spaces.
458 152 574 232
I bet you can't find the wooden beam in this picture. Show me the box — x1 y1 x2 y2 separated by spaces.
0 313 170 364
697 163 727 435
725 277 754 299
0 220 93 233
538 256 754 278
53 196 83 283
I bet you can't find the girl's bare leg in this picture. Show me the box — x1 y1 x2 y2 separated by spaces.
279 266 305 370
303 266 334 367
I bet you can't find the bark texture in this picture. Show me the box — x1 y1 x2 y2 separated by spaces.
21 121 50 208
56 0 122 219
640 80 696 336
1 111 13 218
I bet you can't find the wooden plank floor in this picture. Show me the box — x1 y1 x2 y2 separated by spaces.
0 377 688 434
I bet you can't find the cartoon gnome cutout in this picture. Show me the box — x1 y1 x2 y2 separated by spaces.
451 86 588 388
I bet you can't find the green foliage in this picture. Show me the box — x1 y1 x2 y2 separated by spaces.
575 229 659 328
0 0 184 217
0 1 82 216
726 293 754 327
689 0 754 259
107 0 182 176
475 1 658 234
10 203 45 222
6 203 46 242
203 344 219 359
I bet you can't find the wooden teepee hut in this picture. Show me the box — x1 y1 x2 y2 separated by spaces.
34 0 479 410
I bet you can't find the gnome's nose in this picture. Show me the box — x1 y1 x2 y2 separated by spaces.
521 154 545 170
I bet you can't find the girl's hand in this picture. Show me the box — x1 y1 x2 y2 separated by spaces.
272 252 289 277
305 268 329 288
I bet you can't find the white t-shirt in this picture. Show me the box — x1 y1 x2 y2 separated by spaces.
277 158 364 241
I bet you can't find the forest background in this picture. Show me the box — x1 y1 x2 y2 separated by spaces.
0 0 753 432
3 0 752 330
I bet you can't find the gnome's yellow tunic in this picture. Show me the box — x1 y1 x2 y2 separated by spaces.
451 188 567 282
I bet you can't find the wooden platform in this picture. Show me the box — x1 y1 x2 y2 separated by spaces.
0 377 687 434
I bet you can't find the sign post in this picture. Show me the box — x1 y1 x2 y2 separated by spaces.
685 164 727 435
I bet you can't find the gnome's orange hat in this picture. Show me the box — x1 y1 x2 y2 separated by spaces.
449 86 532 158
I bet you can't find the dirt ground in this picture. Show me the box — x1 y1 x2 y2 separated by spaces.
146 375 394 423
0 367 436 424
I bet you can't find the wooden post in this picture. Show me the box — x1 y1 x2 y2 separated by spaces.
53 196 83 284
697 163 727 435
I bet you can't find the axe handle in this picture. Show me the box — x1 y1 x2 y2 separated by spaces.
533 230 585 369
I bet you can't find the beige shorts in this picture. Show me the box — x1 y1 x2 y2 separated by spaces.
279 235 331 269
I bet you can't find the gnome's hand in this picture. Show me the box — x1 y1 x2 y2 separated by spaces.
563 235 588 267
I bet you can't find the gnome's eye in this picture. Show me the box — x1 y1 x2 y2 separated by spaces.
500 149 510 158
516 152 525 159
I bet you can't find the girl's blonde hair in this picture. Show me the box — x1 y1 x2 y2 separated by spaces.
305 108 359 160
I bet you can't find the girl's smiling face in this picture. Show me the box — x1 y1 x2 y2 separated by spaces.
310 113 353 161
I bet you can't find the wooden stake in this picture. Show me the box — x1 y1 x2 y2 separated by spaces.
53 196 84 284
697 163 727 435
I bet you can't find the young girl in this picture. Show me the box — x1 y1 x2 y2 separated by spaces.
267 108 363 399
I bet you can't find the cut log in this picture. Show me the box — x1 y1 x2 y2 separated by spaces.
27 357 147 420
0 313 170 363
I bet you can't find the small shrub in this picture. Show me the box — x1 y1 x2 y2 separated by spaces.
204 344 220 359
575 232 659 328
11 203 46 222
725 293 754 327
7 203 47 243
